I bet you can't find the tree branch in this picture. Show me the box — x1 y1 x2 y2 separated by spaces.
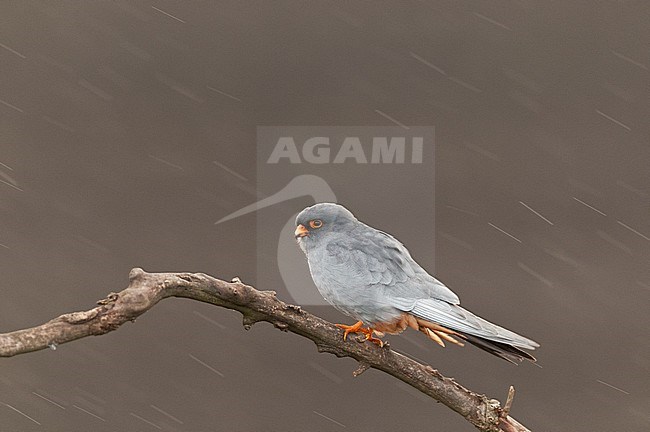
0 268 531 432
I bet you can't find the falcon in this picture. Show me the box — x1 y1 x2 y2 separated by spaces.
294 203 539 363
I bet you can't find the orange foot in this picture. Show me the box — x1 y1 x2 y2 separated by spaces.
335 320 364 340
335 321 385 347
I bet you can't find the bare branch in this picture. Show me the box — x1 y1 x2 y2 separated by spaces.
0 268 532 432
503 386 516 418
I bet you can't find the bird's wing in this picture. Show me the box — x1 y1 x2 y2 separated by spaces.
325 225 460 305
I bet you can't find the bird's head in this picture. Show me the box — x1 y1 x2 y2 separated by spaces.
295 203 357 251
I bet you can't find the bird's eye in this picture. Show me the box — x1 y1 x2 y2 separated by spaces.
309 219 323 229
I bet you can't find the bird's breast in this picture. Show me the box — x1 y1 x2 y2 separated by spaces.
305 246 401 324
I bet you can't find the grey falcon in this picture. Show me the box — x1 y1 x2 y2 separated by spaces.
294 203 539 363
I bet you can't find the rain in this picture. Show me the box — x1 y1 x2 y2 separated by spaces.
1 2 649 431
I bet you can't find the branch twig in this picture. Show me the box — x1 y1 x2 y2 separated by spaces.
0 269 532 432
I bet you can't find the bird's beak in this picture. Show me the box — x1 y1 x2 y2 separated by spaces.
294 224 309 239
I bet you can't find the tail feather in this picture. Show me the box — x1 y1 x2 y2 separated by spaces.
412 316 537 364
404 298 540 350
461 333 536 364
398 298 540 364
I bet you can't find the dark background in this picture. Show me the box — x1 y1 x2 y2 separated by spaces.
1 1 649 431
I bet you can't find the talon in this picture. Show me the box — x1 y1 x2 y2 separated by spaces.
364 332 384 347
359 327 384 347
335 321 385 346
335 320 364 340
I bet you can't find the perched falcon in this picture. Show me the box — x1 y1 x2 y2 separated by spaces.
294 203 539 363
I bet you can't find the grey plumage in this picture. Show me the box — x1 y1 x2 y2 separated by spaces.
295 203 539 363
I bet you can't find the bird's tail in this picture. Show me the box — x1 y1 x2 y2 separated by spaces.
413 316 537 364
460 333 536 364
402 299 539 364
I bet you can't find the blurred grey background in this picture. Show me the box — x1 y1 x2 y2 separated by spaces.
1 1 649 431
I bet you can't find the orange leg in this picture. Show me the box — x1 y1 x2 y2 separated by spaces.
335 321 385 346
335 321 364 340
360 327 385 347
